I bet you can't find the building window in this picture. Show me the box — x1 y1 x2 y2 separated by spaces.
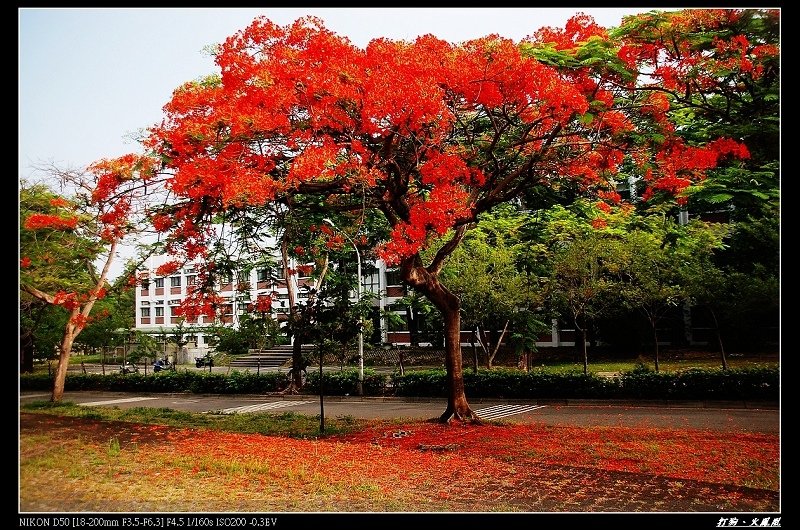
186 275 197 286
154 278 164 288
256 268 271 282
170 306 181 316
154 299 164 305
168 299 181 305
155 307 164 317
140 308 151 317
170 276 181 287
385 269 402 286
362 265 380 294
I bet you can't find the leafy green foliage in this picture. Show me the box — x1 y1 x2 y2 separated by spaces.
391 367 778 400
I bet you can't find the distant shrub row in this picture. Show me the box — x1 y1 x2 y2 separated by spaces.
20 366 778 401
392 367 779 401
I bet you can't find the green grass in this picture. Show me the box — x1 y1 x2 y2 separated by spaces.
21 401 371 438
67 354 105 364
527 357 777 374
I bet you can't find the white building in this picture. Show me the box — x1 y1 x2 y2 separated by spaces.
134 254 575 360
134 253 410 355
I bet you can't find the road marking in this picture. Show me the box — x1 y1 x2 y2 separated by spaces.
78 397 159 407
474 404 546 420
20 394 50 399
212 400 315 414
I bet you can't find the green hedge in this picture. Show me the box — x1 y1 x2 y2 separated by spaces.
617 366 779 400
391 368 615 399
391 367 779 401
20 370 287 394
21 366 778 401
304 369 388 396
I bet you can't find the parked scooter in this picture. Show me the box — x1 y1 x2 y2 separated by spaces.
195 353 214 368
153 358 174 373
119 361 139 374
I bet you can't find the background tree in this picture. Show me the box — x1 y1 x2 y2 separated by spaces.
20 301 67 372
392 291 444 350
614 9 780 354
441 206 544 370
20 183 96 372
73 271 136 363
137 11 754 422
19 156 156 402
128 330 161 373
545 216 624 375
610 212 729 372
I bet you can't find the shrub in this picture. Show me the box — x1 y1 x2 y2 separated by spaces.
20 366 778 401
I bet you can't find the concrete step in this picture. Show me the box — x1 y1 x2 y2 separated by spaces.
229 358 289 368
225 345 316 368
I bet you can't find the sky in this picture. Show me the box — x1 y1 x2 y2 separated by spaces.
18 7 655 278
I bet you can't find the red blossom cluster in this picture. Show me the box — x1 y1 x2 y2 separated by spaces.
88 154 157 203
24 213 79 231
620 10 779 92
591 218 608 230
139 11 763 271
296 264 314 276
177 287 223 321
253 294 273 313
53 291 79 311
155 261 182 277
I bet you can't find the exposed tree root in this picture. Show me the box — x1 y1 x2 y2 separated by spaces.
280 383 301 395
439 407 483 425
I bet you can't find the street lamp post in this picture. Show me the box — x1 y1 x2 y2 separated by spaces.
323 218 364 396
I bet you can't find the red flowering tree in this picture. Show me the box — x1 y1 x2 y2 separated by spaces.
143 10 758 421
20 157 156 401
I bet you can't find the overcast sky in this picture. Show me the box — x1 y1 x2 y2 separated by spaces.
18 7 657 278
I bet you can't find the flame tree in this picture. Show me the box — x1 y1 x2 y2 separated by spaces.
19 158 156 401
139 10 767 421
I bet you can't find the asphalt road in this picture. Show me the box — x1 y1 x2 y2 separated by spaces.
19 390 779 434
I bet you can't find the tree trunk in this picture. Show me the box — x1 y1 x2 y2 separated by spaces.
439 304 477 422
470 330 478 374
51 327 77 402
488 320 509 371
398 349 405 376
401 259 477 423
291 329 305 390
708 307 728 370
579 327 588 376
651 318 660 373
482 328 493 370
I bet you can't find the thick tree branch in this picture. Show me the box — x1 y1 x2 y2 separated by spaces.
428 224 468 275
